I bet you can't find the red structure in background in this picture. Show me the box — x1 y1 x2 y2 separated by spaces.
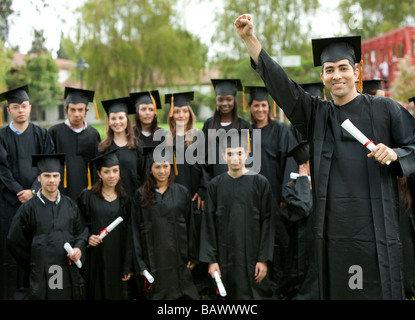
361 26 415 89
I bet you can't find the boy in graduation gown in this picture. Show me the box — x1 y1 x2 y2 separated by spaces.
0 85 55 299
7 154 88 300
48 87 101 201
199 130 275 300
235 14 415 299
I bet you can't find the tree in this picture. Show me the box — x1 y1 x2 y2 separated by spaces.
28 29 48 54
390 55 415 108
339 0 415 39
0 0 13 43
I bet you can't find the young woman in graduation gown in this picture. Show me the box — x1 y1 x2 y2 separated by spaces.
131 156 199 300
202 79 252 179
77 149 133 300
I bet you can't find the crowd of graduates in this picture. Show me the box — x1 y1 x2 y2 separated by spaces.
1 14 415 301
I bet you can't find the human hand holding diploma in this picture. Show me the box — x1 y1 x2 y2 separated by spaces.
64 242 82 268
341 119 396 165
214 271 227 297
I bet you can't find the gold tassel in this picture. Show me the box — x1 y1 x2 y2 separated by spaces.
242 88 247 112
105 115 108 132
247 130 251 153
173 152 178 175
273 100 277 118
93 98 99 120
149 91 157 117
0 107 3 126
64 162 67 188
169 94 174 118
358 59 363 92
87 163 92 190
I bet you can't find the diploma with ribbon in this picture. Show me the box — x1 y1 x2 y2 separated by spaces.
290 172 311 181
64 242 82 268
214 271 227 297
341 119 391 165
143 270 154 283
98 216 124 240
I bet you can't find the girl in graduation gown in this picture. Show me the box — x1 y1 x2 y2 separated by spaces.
98 97 142 199
130 90 169 180
78 149 133 300
202 79 252 179
165 91 210 295
131 154 199 300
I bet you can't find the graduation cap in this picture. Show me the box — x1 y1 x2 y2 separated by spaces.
165 91 194 118
64 87 99 120
245 85 278 117
101 97 135 116
90 148 120 171
32 153 66 174
300 82 325 97
0 85 30 105
129 90 162 117
211 78 247 112
362 79 387 92
312 35 362 92
286 141 310 166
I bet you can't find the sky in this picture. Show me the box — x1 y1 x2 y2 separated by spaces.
6 0 345 59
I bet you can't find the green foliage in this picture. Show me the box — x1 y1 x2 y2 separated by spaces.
390 55 415 105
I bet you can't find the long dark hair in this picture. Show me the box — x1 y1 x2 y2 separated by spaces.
211 98 241 130
98 115 137 152
139 162 175 208
133 105 160 140
249 98 273 128
92 167 125 199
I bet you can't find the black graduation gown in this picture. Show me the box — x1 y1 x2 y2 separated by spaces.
199 172 275 300
253 48 415 299
101 141 142 199
0 123 54 299
131 183 199 300
78 189 133 300
281 176 319 300
48 123 101 201
202 117 252 179
6 192 88 300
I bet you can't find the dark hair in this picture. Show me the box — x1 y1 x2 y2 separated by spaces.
211 97 240 130
98 115 137 152
398 176 412 214
134 105 159 139
321 60 356 74
248 98 273 128
139 162 175 208
92 167 125 199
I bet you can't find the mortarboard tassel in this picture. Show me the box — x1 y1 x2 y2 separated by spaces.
358 59 363 92
105 115 108 133
169 95 174 118
149 91 157 117
0 107 3 126
242 88 247 112
87 163 92 190
247 130 251 153
273 100 277 118
173 152 178 175
64 162 67 188
93 98 99 120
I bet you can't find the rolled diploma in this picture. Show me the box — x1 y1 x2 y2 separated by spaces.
341 119 391 165
98 216 123 240
214 271 227 297
64 242 82 268
143 269 154 283
290 172 311 181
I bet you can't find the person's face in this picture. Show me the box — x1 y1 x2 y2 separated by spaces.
151 161 171 184
320 59 359 100
109 111 128 134
66 103 87 128
173 106 190 128
249 99 269 123
223 146 247 171
98 165 120 188
38 172 61 194
137 104 155 126
7 101 31 124
216 95 235 116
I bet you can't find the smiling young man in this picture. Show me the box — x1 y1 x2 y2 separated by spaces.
48 87 101 201
235 14 415 300
0 85 55 299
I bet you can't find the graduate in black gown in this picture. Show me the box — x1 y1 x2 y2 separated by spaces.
199 132 275 300
280 141 319 300
48 87 101 201
245 85 296 297
131 147 199 300
0 85 55 299
78 149 133 300
7 154 87 300
130 90 168 180
202 79 252 179
235 14 415 299
99 97 142 199
165 91 210 296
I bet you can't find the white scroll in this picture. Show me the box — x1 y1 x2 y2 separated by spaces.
98 217 124 240
143 269 154 283
214 271 227 297
341 119 391 165
63 242 82 268
290 172 311 181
